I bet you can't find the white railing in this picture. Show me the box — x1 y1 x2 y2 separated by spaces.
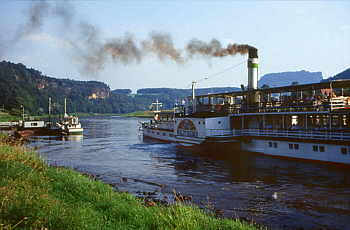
206 129 242 137
331 96 349 110
0 121 18 128
206 128 350 141
147 122 174 130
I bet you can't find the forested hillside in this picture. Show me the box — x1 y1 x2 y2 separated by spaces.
0 61 152 115
0 61 243 116
3 61 346 116
322 68 350 82
258 70 323 87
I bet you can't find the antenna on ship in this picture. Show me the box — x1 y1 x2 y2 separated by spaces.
48 97 51 129
192 80 196 113
152 98 162 113
64 98 68 118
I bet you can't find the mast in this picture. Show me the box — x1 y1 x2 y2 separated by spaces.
48 97 51 128
192 80 196 113
152 98 162 113
21 105 25 122
64 98 68 118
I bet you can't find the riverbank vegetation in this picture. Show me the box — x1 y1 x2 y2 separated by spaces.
0 111 20 122
0 136 257 229
122 110 175 118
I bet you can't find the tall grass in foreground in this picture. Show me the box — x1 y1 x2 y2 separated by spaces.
0 137 258 229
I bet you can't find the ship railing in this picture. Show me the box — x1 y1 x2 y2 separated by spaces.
205 128 350 141
206 129 242 137
331 96 349 110
195 96 350 114
241 129 350 141
146 122 174 130
195 102 335 114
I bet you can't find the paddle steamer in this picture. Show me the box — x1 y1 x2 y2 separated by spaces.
144 48 350 164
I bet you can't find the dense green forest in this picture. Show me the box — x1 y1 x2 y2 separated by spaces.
0 61 154 115
0 61 239 116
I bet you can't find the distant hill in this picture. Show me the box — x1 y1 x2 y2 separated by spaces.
136 87 240 109
2 60 347 115
258 70 323 87
321 68 350 82
0 60 239 115
111 89 132 94
0 61 149 115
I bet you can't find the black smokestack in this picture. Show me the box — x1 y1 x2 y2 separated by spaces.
248 47 258 58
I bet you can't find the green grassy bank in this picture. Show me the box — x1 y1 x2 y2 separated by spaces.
0 111 20 122
0 136 258 229
122 111 155 118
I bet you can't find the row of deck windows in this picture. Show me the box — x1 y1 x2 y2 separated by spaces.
268 141 348 155
147 130 173 137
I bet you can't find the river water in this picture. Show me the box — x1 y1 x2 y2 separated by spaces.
27 116 350 229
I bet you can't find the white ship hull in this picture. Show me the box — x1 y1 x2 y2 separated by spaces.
62 127 84 135
143 126 175 142
173 115 350 165
241 138 350 165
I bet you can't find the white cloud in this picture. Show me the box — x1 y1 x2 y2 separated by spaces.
25 33 71 49
341 25 350 30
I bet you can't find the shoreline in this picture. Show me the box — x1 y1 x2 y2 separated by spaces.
0 135 259 229
0 110 155 122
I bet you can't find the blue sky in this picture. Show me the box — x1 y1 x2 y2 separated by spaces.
0 1 349 92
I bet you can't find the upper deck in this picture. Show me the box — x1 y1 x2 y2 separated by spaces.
188 79 350 115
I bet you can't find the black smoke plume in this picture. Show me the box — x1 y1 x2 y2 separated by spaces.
1 1 255 77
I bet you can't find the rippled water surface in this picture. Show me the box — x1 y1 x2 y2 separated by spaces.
28 116 350 229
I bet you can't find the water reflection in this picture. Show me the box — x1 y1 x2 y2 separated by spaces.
143 136 350 229
61 135 83 142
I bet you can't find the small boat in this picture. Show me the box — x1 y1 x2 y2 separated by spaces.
56 98 83 135
14 130 35 138
56 115 83 135
15 108 46 137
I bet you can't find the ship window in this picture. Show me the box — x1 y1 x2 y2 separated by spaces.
313 145 318 152
169 134 173 137
289 144 293 149
157 132 160 135
198 121 200 125
147 130 150 133
341 147 347 155
269 142 273 148
218 121 221 124
203 121 205 125
32 123 38 126
152 131 154 134
294 144 299 150
273 142 278 148
319 146 325 152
